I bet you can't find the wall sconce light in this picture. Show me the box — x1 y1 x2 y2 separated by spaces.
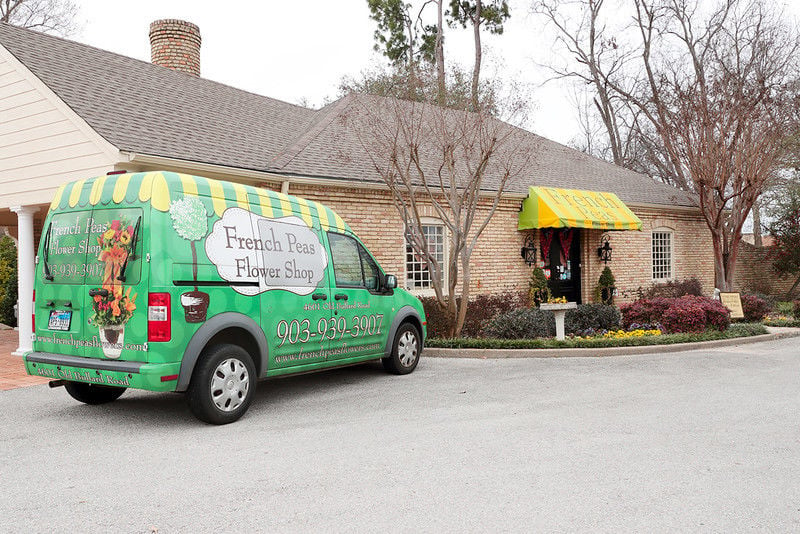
521 234 537 265
597 234 613 263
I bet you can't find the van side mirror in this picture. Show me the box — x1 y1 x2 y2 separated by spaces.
384 274 397 290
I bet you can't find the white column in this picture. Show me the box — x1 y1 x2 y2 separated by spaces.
10 206 38 356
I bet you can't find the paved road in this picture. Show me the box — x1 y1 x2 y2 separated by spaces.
2 337 800 533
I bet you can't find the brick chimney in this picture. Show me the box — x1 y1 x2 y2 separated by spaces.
149 19 201 76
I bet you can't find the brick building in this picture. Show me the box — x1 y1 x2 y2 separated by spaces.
0 21 715 353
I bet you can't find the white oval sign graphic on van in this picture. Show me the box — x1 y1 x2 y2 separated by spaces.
205 208 328 296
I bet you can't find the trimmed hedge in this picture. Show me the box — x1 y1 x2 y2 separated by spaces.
481 307 555 339
620 296 730 333
428 323 767 349
481 304 621 339
420 292 528 338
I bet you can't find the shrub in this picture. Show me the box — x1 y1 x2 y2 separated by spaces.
595 267 616 305
564 303 621 335
481 308 555 339
794 300 800 319
421 292 528 339
0 236 17 326
481 303 621 339
639 277 703 299
739 294 770 322
529 267 550 306
621 295 729 333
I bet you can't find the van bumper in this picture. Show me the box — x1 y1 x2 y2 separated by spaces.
24 352 181 392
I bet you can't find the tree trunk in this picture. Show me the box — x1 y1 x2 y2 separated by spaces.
435 0 446 105
191 240 198 292
471 0 482 111
752 199 763 247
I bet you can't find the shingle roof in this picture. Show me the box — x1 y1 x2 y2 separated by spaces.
270 94 696 207
0 22 317 171
0 22 695 208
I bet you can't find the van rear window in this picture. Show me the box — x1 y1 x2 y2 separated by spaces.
43 208 142 285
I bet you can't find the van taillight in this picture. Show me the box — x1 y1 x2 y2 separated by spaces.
32 289 35 332
148 293 171 342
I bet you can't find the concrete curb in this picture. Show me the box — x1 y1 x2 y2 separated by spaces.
423 327 800 359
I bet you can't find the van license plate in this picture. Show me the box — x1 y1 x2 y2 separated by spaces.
48 310 72 331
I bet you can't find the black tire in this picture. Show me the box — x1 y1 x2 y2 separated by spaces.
187 344 257 425
64 381 126 405
382 323 421 375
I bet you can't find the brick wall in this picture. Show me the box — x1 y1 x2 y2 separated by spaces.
288 182 716 303
735 242 798 298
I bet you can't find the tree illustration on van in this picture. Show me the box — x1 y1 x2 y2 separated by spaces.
170 196 210 323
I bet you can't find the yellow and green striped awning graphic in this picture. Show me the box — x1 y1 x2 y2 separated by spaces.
49 171 351 234
518 186 642 231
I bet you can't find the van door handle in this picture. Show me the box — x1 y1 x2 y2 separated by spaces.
63 301 72 308
88 288 109 297
312 293 327 301
45 301 54 307
335 294 348 301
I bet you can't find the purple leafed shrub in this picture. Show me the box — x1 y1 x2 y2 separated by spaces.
739 294 770 322
621 295 730 333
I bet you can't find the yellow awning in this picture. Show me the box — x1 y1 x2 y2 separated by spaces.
518 186 642 231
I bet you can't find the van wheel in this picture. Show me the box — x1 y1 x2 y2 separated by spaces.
64 382 126 405
187 344 256 425
382 323 421 375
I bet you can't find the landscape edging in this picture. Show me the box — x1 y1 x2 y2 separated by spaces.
423 328 800 359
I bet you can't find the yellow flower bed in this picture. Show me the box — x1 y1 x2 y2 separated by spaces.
602 329 662 339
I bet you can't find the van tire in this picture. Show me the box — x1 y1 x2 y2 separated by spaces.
64 382 126 405
382 323 421 375
187 344 257 425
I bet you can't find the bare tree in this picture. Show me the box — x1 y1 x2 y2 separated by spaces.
1 0 79 36
537 0 800 291
345 94 531 336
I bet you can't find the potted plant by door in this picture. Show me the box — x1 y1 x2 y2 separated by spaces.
596 266 616 305
529 266 551 307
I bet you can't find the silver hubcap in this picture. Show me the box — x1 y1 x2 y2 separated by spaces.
210 358 250 412
397 331 418 367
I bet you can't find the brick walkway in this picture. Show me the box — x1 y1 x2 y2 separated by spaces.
0 329 49 391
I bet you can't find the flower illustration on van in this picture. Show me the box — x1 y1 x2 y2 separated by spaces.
170 196 210 323
90 218 138 358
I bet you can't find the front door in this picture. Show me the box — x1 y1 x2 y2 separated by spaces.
545 229 581 303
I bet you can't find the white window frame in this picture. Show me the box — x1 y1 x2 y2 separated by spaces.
404 218 448 296
651 228 674 281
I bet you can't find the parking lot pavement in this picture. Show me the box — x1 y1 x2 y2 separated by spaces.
2 336 800 533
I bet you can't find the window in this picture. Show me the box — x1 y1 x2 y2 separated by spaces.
328 232 382 290
329 233 364 287
652 230 673 280
406 223 446 291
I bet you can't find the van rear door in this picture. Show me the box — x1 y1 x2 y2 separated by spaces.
35 210 93 358
81 207 147 362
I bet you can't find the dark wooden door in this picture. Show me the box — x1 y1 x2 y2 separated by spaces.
545 229 581 303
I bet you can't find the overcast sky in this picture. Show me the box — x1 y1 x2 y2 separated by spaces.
70 0 579 144
71 0 800 151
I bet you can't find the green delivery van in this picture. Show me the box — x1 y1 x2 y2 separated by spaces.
25 171 426 424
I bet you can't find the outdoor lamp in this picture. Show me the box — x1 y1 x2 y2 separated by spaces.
597 235 613 263
521 234 537 265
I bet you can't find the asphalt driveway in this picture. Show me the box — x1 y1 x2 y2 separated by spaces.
2 337 799 532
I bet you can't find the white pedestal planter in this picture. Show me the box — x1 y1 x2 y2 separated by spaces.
540 302 578 341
